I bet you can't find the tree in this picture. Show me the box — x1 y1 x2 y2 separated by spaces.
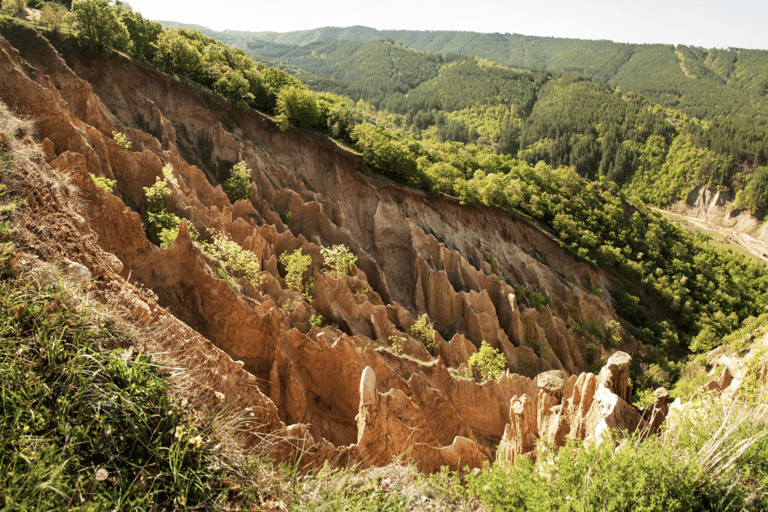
202 234 262 288
214 69 253 110
321 245 357 280
259 67 302 114
276 86 320 129
40 3 68 33
118 6 162 61
1 0 26 17
154 29 205 81
279 248 313 300
69 0 131 52
352 124 419 183
410 315 437 355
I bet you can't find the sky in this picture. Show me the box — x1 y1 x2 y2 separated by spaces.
126 0 768 51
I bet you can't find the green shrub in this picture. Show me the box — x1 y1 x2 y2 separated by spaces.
143 176 197 248
487 252 497 274
528 338 550 360
89 172 116 193
321 244 357 280
281 210 293 223
144 175 171 212
604 319 623 348
162 163 178 187
690 326 719 353
279 248 313 300
638 363 671 390
222 161 252 203
466 341 506 381
112 131 131 149
574 319 602 340
1 0 26 17
276 85 320 129
201 234 262 288
410 314 437 355
144 176 173 244
590 354 607 374
388 335 405 356
528 292 549 310
309 313 325 328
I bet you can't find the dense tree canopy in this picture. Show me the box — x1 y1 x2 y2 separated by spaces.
69 0 131 52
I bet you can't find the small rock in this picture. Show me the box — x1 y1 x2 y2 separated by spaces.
64 259 91 281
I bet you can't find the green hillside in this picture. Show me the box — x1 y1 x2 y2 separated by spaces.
164 23 768 122
162 22 768 161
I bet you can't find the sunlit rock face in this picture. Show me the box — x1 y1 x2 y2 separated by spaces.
0 28 651 470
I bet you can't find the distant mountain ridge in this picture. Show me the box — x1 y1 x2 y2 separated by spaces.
160 22 768 122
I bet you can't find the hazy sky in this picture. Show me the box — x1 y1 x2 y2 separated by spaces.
126 0 768 51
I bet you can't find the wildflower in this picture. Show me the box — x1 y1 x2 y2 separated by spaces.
95 468 109 482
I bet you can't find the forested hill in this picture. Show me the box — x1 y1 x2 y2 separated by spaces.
161 21 768 209
161 22 768 121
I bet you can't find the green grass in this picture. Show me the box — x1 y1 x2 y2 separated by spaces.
0 275 240 510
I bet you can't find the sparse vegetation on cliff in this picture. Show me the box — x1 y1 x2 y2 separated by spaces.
89 172 116 193
410 314 437 355
112 130 131 149
466 341 506 381
321 244 357 280
279 247 313 300
222 160 252 202
143 175 199 248
202 234 263 289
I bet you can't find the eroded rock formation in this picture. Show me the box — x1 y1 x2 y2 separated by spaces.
497 352 648 463
0 26 655 470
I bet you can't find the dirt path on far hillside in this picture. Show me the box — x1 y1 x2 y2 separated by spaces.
653 207 768 262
